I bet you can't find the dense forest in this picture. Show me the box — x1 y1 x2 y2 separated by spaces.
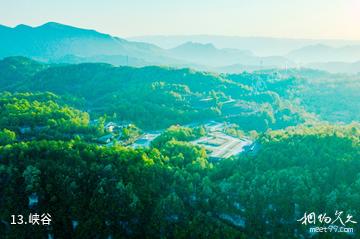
0 57 359 238
0 57 310 130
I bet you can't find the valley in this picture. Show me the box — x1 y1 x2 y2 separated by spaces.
0 24 359 239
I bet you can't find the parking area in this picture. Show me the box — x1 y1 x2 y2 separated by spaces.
192 123 252 159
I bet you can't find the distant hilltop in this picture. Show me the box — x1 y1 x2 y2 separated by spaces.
128 35 360 55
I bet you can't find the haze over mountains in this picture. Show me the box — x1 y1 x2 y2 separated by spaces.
287 44 360 63
1 22 360 74
0 22 180 66
129 35 360 56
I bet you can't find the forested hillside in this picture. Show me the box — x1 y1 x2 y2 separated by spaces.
1 121 359 238
0 92 102 141
2 57 359 129
0 56 359 238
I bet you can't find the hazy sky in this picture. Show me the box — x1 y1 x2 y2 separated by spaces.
1 0 359 39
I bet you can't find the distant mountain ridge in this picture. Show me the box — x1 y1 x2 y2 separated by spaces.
129 35 360 56
1 22 360 74
0 22 293 70
287 44 360 63
307 61 360 74
0 22 179 66
168 42 291 67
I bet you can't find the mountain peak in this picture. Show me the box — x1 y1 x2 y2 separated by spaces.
14 24 32 29
43 21 63 26
38 22 80 30
39 22 76 28
12 22 72 30
33 22 115 40
177 41 216 50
